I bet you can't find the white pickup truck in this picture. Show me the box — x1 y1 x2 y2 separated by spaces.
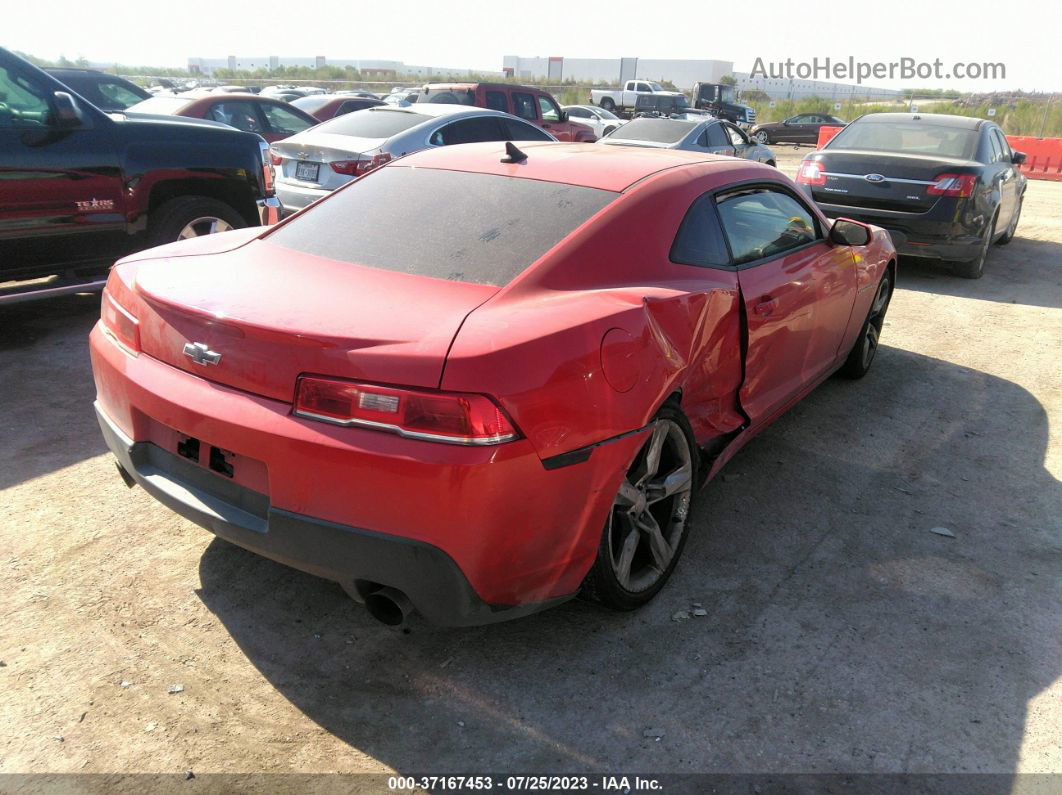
590 80 686 115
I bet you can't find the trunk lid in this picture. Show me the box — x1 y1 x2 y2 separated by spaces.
812 150 980 213
129 239 497 402
273 133 385 191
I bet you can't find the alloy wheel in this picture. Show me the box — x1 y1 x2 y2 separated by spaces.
860 275 891 369
178 216 234 240
753 131 769 144
606 420 694 593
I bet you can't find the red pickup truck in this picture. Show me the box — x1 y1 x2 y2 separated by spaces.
417 83 596 142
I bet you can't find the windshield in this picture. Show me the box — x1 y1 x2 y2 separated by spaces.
315 109 432 138
827 120 979 159
266 167 616 287
423 88 475 105
612 117 695 144
720 86 735 104
596 107 620 120
291 95 331 114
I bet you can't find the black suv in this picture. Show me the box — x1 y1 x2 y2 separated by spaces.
0 49 280 303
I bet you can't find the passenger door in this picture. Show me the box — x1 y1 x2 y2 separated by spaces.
718 186 856 425
988 127 1018 228
0 56 127 277
537 94 577 140
722 122 756 160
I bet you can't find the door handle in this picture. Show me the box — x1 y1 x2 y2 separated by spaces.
754 297 777 316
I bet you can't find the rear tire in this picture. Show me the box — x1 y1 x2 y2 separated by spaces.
753 130 770 144
953 213 997 279
996 197 1022 245
581 405 698 611
148 196 246 247
600 97 616 112
839 269 893 379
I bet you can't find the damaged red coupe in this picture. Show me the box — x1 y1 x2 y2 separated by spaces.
90 141 896 626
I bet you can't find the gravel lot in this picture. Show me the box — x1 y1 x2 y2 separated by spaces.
1 151 1060 783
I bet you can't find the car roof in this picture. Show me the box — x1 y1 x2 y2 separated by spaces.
394 141 741 192
856 112 984 129
45 68 110 76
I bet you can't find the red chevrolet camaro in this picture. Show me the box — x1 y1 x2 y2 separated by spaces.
90 142 896 627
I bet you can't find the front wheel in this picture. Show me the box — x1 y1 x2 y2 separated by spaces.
581 406 698 611
839 269 893 379
753 130 770 144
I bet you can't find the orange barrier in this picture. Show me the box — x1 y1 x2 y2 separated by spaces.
1007 136 1062 182
817 126 843 148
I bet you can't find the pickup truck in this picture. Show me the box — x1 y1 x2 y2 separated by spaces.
0 48 280 304
590 80 686 115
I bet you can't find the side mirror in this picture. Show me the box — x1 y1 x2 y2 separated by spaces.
558 110 568 122
782 119 792 126
1012 151 1026 165
52 91 84 127
830 218 872 247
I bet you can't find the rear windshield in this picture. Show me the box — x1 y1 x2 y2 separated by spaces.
827 120 979 159
423 88 476 105
266 167 616 287
316 108 432 138
613 117 695 144
291 95 331 114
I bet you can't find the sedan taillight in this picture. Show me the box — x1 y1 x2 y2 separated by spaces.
795 159 827 187
329 152 392 177
101 293 140 354
294 377 519 446
927 173 976 198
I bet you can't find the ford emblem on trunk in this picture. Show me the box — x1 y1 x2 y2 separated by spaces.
865 173 886 183
183 342 222 366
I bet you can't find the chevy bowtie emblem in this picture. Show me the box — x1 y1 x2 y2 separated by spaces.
183 342 222 366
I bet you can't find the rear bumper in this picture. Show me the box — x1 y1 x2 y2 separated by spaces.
276 181 331 214
811 198 984 262
96 404 566 626
89 323 640 624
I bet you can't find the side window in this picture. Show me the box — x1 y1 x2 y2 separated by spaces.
97 80 145 109
0 65 53 127
670 194 731 268
484 91 508 112
993 129 1012 161
511 92 537 121
433 116 505 145
537 95 560 122
260 103 313 135
724 124 747 146
637 82 651 92
705 123 730 147
716 188 819 265
207 102 262 132
986 130 1004 162
503 118 552 141
567 107 589 119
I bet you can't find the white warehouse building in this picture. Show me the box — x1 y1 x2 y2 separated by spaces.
187 55 502 79
502 55 902 100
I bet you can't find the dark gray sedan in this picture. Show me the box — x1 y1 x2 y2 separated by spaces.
600 116 776 166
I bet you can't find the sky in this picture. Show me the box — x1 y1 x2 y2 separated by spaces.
5 0 1060 92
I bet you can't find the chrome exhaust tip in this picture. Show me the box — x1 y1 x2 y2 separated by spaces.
363 586 414 627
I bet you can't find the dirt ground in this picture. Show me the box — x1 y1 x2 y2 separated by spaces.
1 151 1060 786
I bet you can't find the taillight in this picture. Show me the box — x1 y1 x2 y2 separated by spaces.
927 173 976 198
258 140 275 195
294 377 519 446
796 159 827 186
100 293 140 354
270 148 283 166
329 152 392 177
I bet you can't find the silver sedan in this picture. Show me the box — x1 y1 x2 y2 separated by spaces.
272 105 556 214
599 116 776 166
